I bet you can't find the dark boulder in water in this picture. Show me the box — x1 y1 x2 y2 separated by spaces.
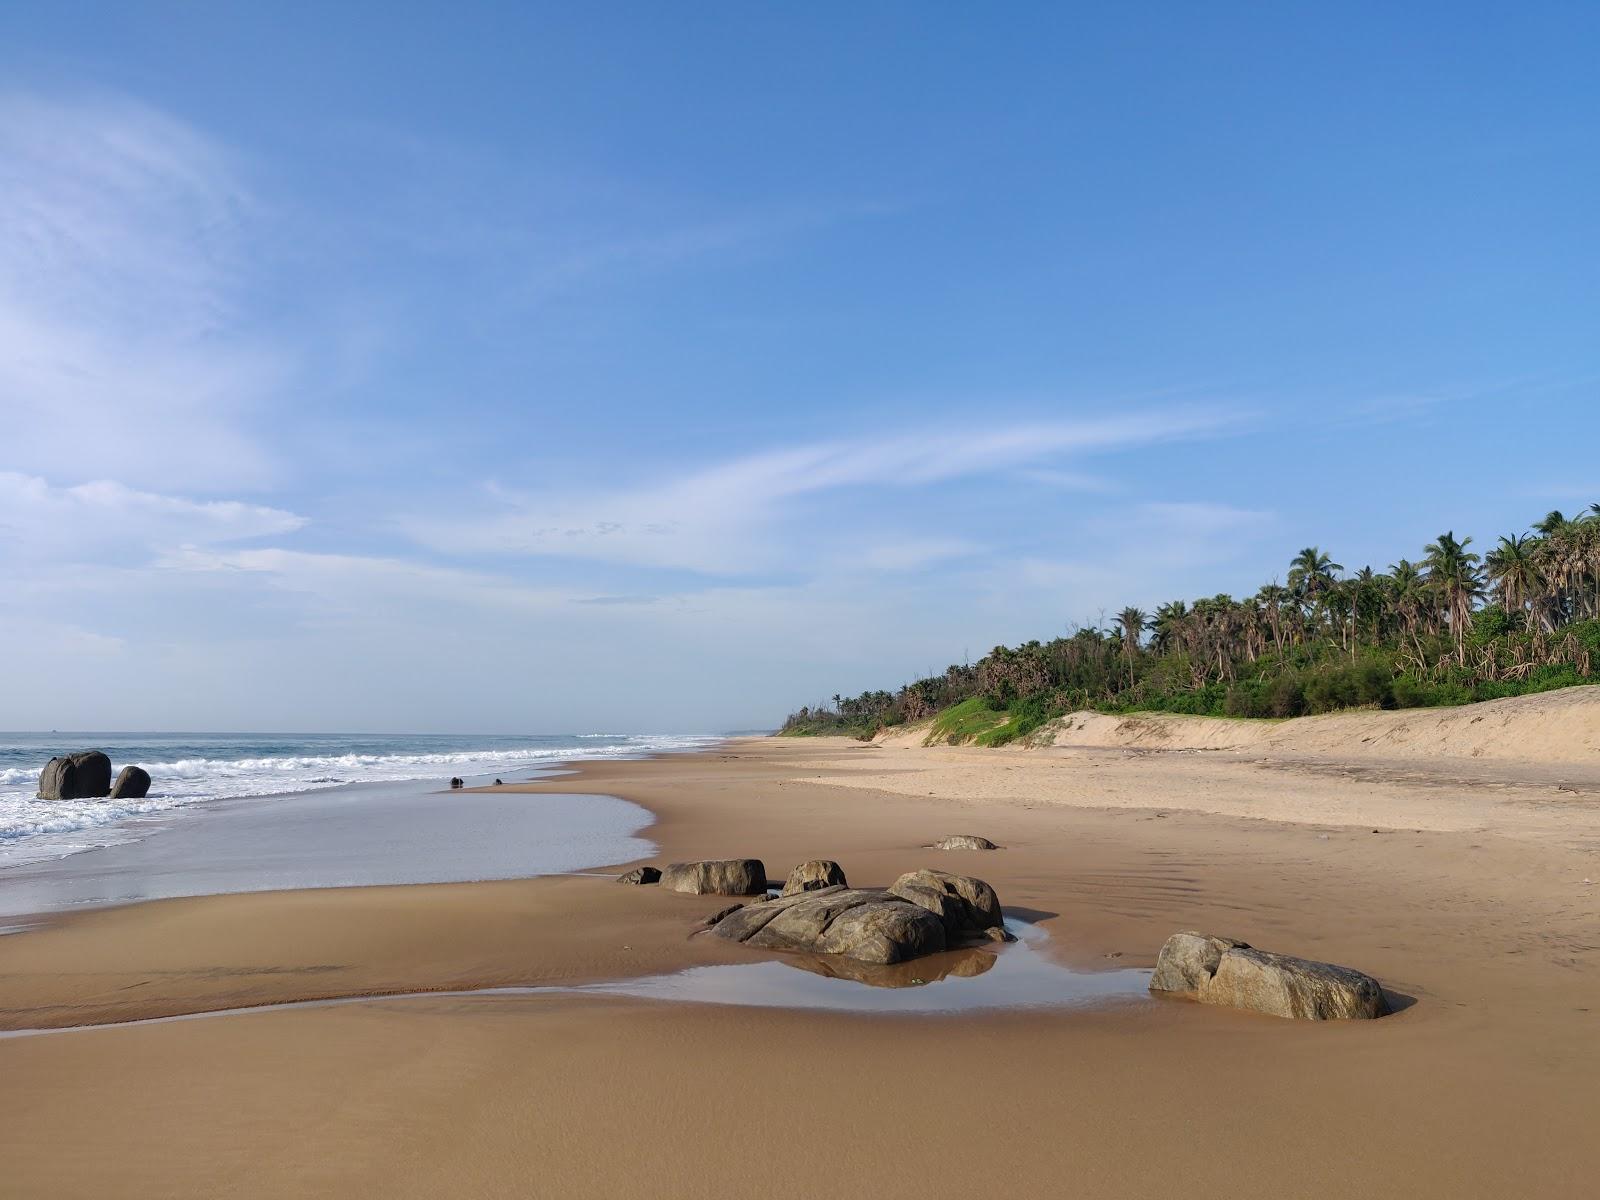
109 765 152 800
37 751 113 800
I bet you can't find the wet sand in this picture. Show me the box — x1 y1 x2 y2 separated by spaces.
2 735 1598 1197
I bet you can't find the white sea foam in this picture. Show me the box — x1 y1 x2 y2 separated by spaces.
0 733 719 867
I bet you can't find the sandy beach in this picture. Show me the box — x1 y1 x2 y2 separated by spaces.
3 700 1599 1198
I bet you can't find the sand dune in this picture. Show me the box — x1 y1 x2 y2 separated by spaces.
883 685 1600 765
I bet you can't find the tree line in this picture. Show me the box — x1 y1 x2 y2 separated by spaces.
783 507 1600 740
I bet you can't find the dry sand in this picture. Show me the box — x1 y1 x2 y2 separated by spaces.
3 692 1599 1197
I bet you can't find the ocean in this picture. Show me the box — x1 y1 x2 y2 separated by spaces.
0 731 718 869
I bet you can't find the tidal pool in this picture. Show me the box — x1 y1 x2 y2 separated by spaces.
582 917 1151 1014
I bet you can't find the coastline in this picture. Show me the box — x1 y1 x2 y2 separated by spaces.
1 734 1597 1196
0 730 718 871
0 777 658 921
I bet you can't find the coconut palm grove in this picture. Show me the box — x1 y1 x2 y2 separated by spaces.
784 508 1600 743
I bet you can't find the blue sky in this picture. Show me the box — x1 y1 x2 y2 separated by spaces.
1 3 1596 732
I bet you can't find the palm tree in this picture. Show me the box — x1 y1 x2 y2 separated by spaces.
1255 584 1289 652
1351 566 1388 652
1387 559 1428 657
1485 534 1541 624
1150 601 1187 655
1288 547 1342 599
1115 607 1147 687
1287 547 1342 640
1423 531 1484 664
1534 510 1570 537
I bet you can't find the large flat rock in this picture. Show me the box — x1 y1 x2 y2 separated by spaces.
710 886 946 965
1150 930 1389 1020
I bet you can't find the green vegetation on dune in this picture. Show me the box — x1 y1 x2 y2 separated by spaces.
783 508 1600 739
925 695 1055 747
928 697 1007 744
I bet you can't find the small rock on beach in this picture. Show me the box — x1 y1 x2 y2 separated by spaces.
934 834 998 851
780 859 848 895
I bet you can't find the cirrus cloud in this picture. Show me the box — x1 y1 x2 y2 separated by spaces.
0 471 306 562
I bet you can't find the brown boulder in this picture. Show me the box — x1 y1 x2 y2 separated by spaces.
934 834 997 851
709 885 947 965
888 868 1004 938
1148 931 1250 994
780 859 848 895
658 859 767 896
616 866 661 885
1150 931 1389 1020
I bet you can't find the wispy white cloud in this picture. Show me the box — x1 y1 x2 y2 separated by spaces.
0 472 306 561
405 410 1235 574
0 92 286 489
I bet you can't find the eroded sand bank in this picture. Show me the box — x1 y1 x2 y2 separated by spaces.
2 696 1598 1197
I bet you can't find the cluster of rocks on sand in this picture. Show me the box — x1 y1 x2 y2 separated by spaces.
621 855 1011 965
712 867 1014 965
620 841 1391 1021
37 751 150 801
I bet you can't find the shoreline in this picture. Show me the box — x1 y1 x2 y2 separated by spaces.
0 737 734 920
0 730 718 872
1 735 1597 1196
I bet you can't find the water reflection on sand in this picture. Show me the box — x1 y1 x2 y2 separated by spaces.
583 918 1150 1014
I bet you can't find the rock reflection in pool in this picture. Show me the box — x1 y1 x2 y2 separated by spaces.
779 943 997 988
580 919 1151 1014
